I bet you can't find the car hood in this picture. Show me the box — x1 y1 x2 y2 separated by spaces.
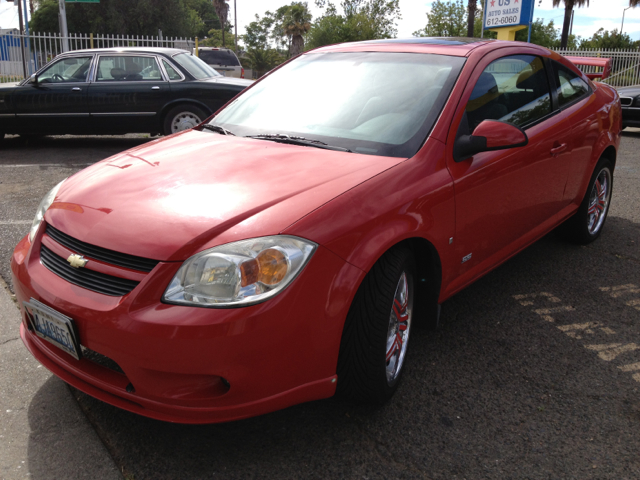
46 130 404 262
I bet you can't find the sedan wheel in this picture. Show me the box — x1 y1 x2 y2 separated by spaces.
337 246 415 404
163 105 207 136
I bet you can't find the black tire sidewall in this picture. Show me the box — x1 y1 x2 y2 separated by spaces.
163 105 207 136
337 247 416 404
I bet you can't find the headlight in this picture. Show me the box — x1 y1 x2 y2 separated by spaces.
163 236 317 307
29 179 65 242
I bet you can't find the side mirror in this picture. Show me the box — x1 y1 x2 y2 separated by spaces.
454 119 528 162
28 73 38 85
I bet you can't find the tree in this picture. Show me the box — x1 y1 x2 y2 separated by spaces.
306 0 401 50
578 28 639 49
212 0 229 46
28 0 221 37
281 2 313 56
552 0 589 49
243 48 284 77
413 0 466 37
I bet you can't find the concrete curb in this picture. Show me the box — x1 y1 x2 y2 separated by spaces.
0 277 123 480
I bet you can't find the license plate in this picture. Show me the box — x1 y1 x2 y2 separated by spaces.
24 298 81 360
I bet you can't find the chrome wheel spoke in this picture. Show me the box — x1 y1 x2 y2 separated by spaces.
385 271 413 384
587 168 611 235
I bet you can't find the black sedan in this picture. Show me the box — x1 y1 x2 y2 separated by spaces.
618 85 640 129
0 47 252 141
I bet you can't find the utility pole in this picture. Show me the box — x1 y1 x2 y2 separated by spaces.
621 4 631 35
234 0 238 53
569 10 574 37
58 0 70 52
17 0 28 78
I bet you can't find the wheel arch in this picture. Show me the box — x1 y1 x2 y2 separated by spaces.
160 99 213 122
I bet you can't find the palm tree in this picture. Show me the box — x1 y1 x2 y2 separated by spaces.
553 0 589 49
282 3 313 57
213 0 229 47
244 48 283 78
467 0 477 37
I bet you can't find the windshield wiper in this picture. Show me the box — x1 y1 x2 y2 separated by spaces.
202 124 236 136
247 134 352 152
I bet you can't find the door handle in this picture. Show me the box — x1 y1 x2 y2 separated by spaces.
151 86 160 90
71 87 82 91
550 143 567 156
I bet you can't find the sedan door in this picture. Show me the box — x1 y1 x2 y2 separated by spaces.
12 55 93 134
87 54 169 134
445 52 573 287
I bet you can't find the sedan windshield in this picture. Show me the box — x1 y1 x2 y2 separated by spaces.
211 52 465 157
172 52 221 79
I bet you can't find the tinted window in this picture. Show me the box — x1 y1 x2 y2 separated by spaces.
38 56 92 83
552 61 589 107
466 55 552 129
199 49 240 67
97 56 162 81
172 53 220 79
162 60 183 81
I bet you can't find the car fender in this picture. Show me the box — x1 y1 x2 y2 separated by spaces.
284 139 456 298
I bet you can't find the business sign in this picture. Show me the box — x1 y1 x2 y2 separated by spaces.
484 0 533 29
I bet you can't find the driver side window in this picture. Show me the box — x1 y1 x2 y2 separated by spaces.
38 56 93 83
465 55 552 130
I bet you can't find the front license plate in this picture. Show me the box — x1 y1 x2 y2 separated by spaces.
23 298 81 360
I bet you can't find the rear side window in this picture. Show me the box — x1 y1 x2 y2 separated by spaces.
162 60 183 81
199 49 240 67
466 55 552 129
552 61 590 107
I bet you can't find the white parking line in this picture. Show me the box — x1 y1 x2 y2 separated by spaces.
0 221 31 225
585 343 639 361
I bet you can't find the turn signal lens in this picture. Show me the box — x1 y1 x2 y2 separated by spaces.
256 248 288 285
240 258 259 287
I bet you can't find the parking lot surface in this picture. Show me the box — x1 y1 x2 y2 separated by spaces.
1 131 639 479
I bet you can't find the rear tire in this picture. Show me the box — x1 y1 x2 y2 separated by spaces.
560 157 613 244
163 105 207 136
337 246 415 404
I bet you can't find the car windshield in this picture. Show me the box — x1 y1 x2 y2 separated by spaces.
172 52 221 79
211 52 465 157
199 49 241 67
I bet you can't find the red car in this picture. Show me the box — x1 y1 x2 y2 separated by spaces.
11 38 621 424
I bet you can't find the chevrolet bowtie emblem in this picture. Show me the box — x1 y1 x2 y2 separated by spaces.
67 254 88 268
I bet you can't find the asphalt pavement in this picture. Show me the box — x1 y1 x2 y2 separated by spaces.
0 131 639 479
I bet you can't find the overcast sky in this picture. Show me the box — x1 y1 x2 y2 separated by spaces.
1 0 639 41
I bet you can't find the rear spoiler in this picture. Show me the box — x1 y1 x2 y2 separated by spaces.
565 56 612 80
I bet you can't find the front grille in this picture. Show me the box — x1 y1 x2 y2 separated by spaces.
40 245 140 296
81 345 125 374
46 224 159 273
621 97 633 107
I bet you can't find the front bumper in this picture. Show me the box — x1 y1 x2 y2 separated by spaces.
11 232 364 423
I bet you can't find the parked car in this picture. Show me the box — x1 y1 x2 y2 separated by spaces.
618 85 640 128
12 38 621 424
194 47 244 78
0 47 251 139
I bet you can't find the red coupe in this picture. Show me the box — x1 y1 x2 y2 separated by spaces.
11 38 622 423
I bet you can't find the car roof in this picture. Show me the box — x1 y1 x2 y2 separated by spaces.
61 47 188 56
310 37 550 57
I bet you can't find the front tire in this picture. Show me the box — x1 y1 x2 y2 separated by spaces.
337 246 415 404
163 105 207 136
561 157 614 244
